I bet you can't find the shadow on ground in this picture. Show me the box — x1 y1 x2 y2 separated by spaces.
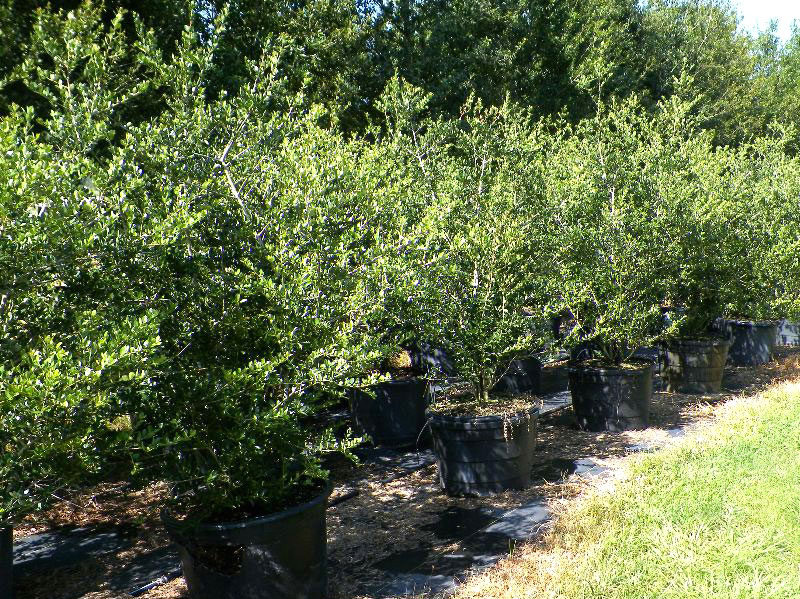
10 348 800 599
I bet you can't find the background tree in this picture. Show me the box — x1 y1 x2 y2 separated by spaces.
366 0 646 124
196 0 371 129
639 0 759 146
760 26 800 150
0 0 189 114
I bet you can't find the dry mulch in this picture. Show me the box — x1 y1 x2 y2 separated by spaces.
12 348 800 599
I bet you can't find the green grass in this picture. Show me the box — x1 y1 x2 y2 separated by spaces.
458 381 800 599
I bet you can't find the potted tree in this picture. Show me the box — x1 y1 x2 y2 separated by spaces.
1 11 401 594
396 91 555 496
0 8 168 597
717 138 800 365
109 40 397 598
548 101 675 431
655 127 737 393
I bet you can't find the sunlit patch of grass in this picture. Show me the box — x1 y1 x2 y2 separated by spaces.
455 380 800 599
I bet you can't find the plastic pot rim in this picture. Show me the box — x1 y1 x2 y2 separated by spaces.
377 375 424 384
161 480 332 534
568 359 653 376
666 336 731 348
726 319 779 328
426 405 539 425
351 375 427 399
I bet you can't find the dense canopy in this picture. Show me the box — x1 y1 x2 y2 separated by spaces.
1 0 799 526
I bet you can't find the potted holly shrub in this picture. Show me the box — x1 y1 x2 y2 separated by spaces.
0 7 168 597
395 89 555 496
106 37 398 598
716 137 800 365
548 101 675 431
345 92 439 450
654 123 737 393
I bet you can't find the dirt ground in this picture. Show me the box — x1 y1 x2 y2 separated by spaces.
13 347 800 599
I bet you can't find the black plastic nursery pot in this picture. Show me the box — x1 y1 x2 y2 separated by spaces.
540 360 570 393
663 337 730 394
351 377 429 448
568 361 653 432
725 320 778 366
492 357 542 395
777 319 800 347
428 406 538 496
162 483 332 599
1 525 12 599
408 342 457 376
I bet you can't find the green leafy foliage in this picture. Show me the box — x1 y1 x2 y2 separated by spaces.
649 99 741 336
390 86 555 401
546 100 677 363
639 0 757 145
0 103 164 523
721 133 800 321
0 7 395 523
3 0 800 527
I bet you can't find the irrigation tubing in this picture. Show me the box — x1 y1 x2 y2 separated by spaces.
129 568 182 597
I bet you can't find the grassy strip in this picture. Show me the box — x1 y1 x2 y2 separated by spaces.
456 380 800 599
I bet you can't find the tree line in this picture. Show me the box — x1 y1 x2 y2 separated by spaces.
2 0 800 146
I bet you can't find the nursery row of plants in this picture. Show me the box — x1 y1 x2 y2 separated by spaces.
2 5 800 599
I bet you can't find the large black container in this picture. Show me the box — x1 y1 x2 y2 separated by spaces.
428 407 538 496
163 484 331 599
568 362 653 432
725 320 778 366
777 319 800 346
408 342 457 376
633 346 664 374
351 378 428 448
664 337 730 394
1 526 12 599
540 360 569 393
492 357 541 395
